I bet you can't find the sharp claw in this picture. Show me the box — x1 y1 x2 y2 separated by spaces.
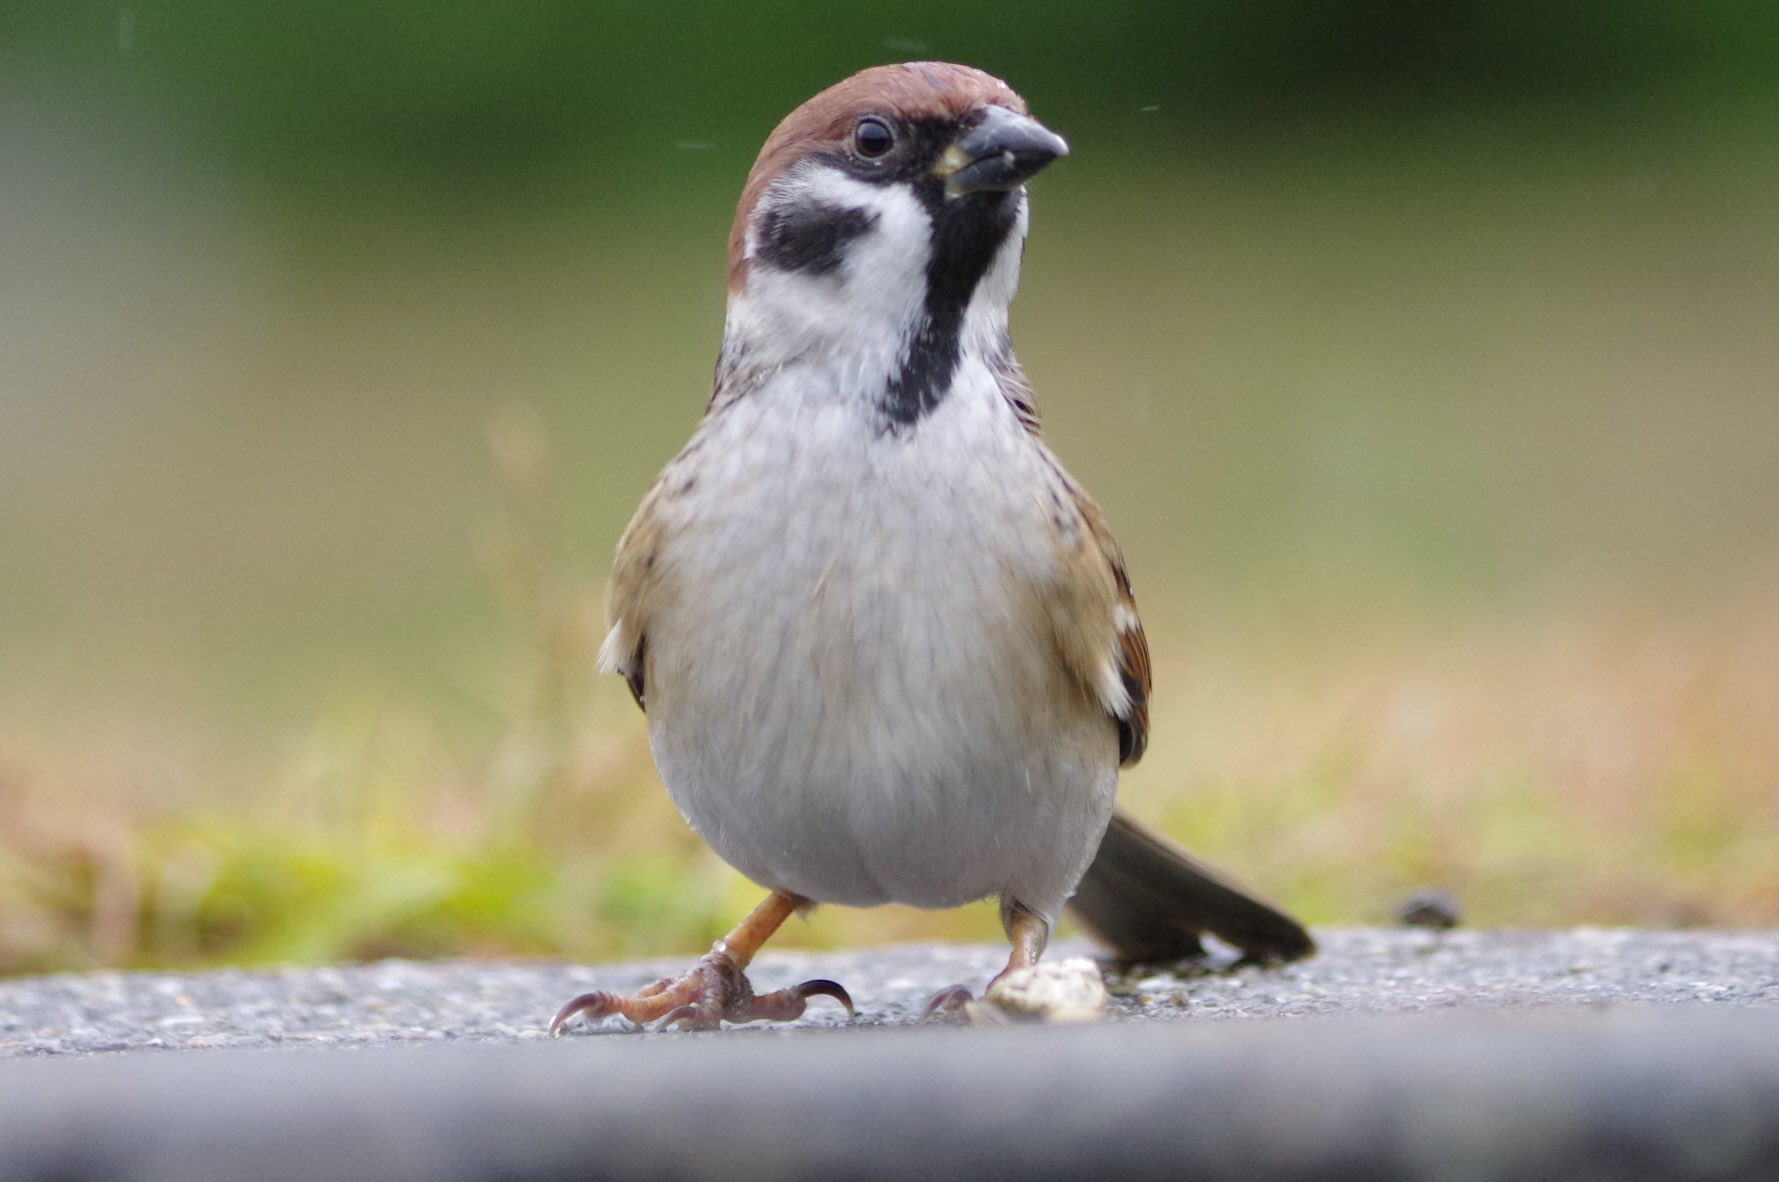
795 978 856 1018
549 991 616 1036
921 984 974 1021
654 1003 710 1032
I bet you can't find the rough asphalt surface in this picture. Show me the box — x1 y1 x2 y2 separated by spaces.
2 927 1773 1055
2 929 1776 1182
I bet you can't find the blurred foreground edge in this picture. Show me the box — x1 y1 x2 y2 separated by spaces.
3 1007 1777 1181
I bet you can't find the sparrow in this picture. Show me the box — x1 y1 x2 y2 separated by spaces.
552 62 1312 1034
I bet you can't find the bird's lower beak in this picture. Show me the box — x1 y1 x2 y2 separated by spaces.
933 105 1070 197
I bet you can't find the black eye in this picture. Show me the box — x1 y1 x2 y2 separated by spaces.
852 116 895 159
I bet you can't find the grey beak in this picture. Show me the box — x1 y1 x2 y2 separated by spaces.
935 105 1070 196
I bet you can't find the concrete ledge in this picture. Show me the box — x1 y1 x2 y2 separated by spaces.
3 1006 1778 1180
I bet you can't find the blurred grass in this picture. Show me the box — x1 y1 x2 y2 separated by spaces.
3 9 1779 973
3 393 1776 973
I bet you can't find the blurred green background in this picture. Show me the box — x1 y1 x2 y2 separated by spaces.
3 3 1777 975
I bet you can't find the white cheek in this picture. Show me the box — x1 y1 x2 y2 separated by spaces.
737 169 933 390
823 176 931 311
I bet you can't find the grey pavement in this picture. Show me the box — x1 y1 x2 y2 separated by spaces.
2 927 1773 1055
0 928 1775 1180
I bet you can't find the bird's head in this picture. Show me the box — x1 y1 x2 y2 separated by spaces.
717 63 1068 426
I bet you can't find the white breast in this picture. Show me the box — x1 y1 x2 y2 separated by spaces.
638 357 1118 920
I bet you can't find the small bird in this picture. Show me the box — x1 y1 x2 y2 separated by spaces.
552 62 1312 1033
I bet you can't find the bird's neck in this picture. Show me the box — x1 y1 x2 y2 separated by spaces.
713 234 1026 432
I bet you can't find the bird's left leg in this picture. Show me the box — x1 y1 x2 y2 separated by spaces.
921 898 1049 1017
550 890 853 1034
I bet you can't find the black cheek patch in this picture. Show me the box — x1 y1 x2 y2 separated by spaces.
755 203 877 276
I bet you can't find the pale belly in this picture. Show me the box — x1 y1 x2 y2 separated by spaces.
638 394 1118 919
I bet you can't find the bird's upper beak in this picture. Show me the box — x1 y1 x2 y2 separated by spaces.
932 105 1070 197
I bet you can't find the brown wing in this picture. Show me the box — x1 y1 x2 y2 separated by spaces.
598 462 684 717
1031 445 1153 768
1085 503 1151 767
1108 557 1151 767
992 354 1148 763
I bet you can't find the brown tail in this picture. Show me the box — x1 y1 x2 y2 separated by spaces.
1066 808 1315 964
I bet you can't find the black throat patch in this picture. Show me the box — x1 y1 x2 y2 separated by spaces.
881 188 1021 429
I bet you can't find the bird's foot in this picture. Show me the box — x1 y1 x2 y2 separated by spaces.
921 957 1109 1025
550 945 854 1034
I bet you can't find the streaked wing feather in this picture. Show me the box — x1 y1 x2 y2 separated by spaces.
600 468 682 718
1084 502 1150 767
